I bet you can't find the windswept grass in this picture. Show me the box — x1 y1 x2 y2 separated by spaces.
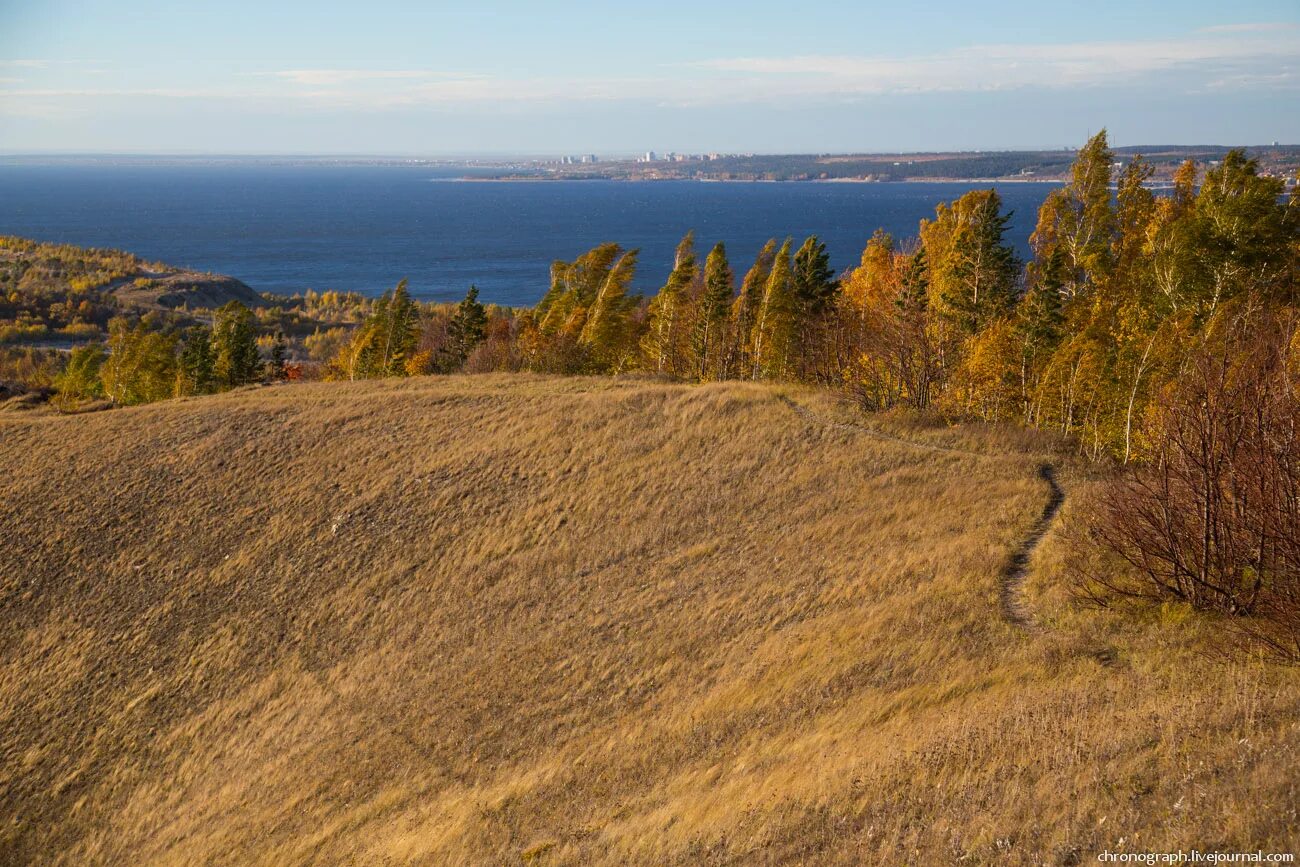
0 374 1296 864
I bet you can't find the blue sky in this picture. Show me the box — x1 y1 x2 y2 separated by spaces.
1 0 1297 154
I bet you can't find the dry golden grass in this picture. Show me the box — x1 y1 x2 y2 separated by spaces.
0 374 1296 865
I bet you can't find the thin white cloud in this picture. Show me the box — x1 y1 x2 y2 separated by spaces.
2 27 1297 118
1198 22 1298 34
691 30 1300 94
0 87 236 98
274 69 452 86
1203 70 1300 90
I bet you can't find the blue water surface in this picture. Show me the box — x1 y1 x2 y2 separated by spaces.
0 163 1059 305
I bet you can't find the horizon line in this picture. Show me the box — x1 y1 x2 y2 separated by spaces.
2 143 1297 161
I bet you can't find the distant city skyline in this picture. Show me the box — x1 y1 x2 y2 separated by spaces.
2 0 1298 154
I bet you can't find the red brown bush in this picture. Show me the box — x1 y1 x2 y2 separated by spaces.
1086 302 1300 657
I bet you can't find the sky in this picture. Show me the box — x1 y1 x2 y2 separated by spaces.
1 0 1297 155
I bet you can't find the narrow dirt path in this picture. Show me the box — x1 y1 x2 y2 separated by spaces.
778 394 1065 630
998 464 1065 630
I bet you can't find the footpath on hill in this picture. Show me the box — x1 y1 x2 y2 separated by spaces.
778 393 1065 630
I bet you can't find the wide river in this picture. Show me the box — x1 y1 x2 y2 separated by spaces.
0 163 1059 306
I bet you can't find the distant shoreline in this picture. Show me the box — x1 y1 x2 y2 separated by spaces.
452 175 1069 184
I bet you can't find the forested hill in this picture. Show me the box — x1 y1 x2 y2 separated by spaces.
0 236 263 348
0 237 261 311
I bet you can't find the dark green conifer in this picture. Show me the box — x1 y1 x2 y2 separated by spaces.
792 235 838 315
213 301 261 388
447 286 489 367
177 325 216 394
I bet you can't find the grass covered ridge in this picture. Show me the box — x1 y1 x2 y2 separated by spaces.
1 374 1296 864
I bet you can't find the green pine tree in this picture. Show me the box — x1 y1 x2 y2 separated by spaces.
266 332 289 381
1019 248 1065 348
896 247 929 315
792 235 838 315
940 191 1020 335
213 301 261 389
177 325 216 395
447 286 489 368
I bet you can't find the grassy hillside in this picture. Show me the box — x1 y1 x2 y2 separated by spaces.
1 375 1296 864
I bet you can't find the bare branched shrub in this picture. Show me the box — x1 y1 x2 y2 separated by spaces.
1082 302 1300 657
